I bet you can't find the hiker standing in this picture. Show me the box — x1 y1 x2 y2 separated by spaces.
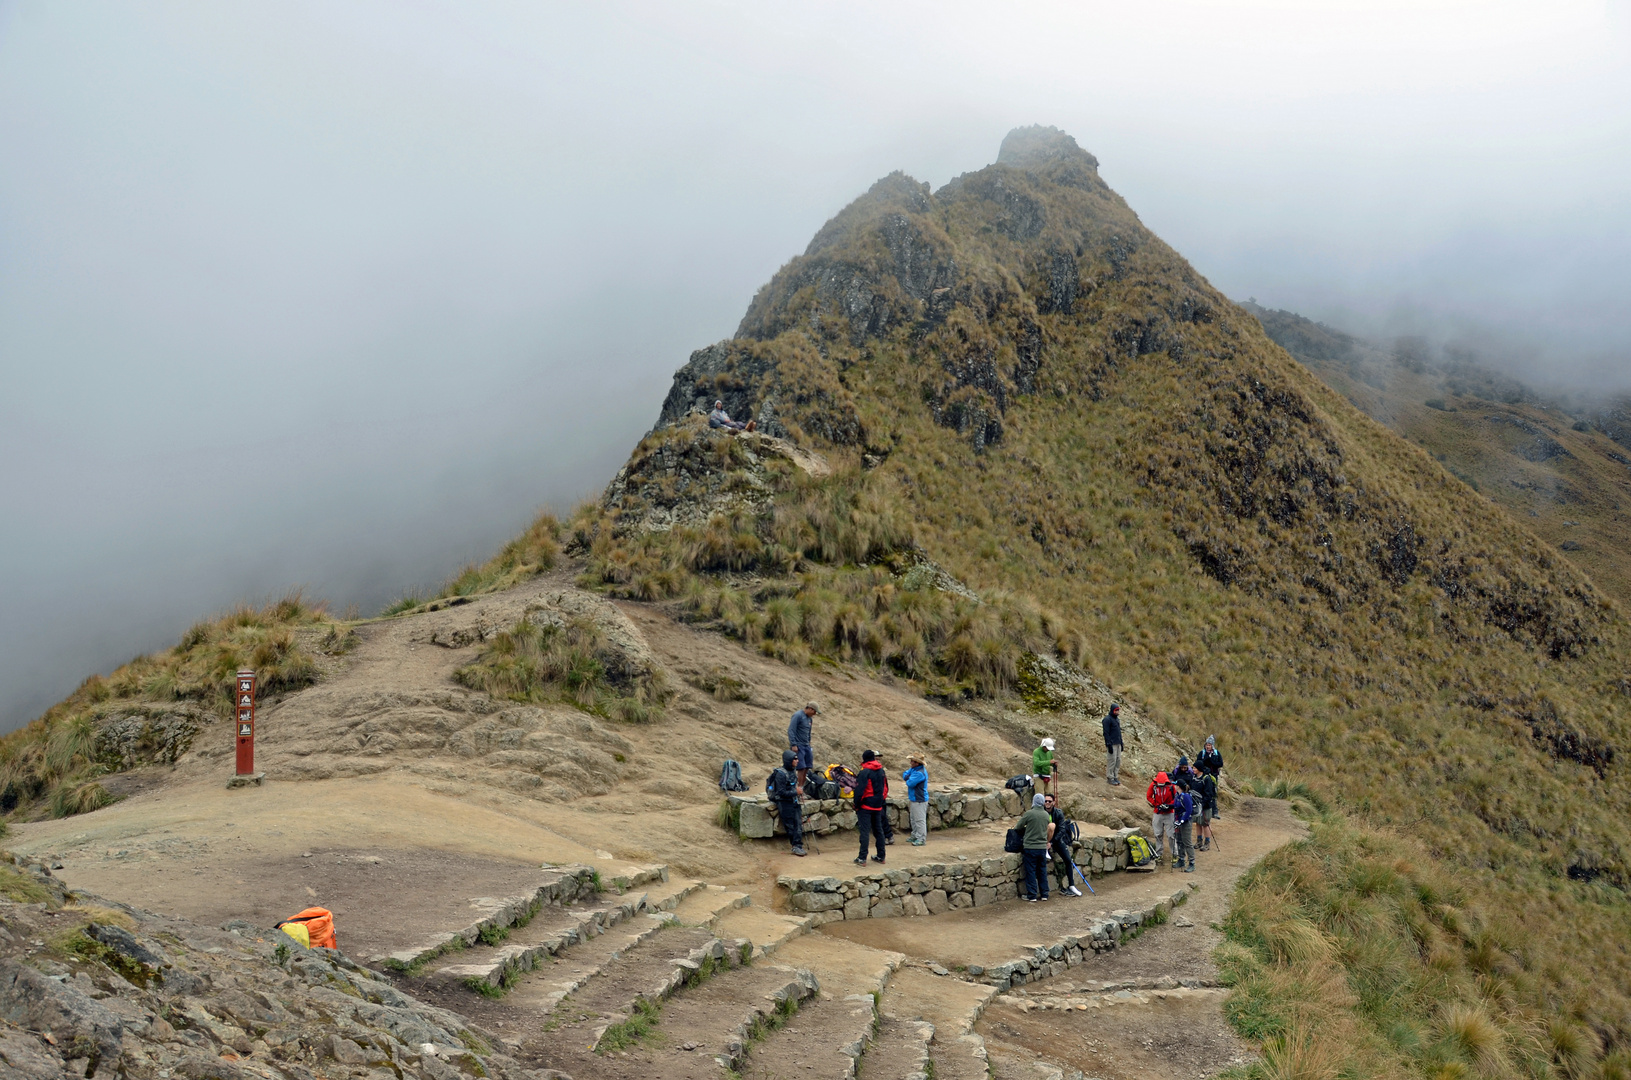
787 702 818 795
1197 769 1218 851
854 750 889 866
1019 794 1055 902
1173 776 1196 873
1171 754 1201 788
769 750 808 857
903 754 929 846
1103 704 1124 786
1146 770 1178 868
1043 793 1084 896
1197 735 1224 818
1032 737 1058 798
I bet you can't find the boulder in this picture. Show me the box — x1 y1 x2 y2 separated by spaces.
738 800 776 839
924 889 950 914
843 898 870 920
0 959 124 1066
789 891 845 913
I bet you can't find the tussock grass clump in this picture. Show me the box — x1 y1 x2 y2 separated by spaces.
580 469 1083 698
380 511 564 617
453 615 673 722
1219 812 1629 1078
0 592 333 820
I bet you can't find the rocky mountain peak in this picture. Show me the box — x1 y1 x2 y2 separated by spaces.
996 124 1100 172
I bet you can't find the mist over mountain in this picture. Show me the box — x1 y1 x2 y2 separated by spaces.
4 2 1628 740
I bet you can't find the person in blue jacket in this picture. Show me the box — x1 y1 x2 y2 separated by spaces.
902 754 929 846
1173 776 1197 872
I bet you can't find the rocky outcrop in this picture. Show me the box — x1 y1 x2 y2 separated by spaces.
0 858 552 1080
601 417 829 539
93 703 213 771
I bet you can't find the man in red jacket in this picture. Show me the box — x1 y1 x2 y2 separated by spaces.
1146 771 1178 868
854 750 889 866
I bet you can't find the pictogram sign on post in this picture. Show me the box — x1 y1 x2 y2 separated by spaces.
235 669 255 776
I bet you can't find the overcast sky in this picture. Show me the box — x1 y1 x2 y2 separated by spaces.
3 1 1629 733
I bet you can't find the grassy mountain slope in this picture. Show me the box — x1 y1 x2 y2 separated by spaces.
1251 303 1631 613
587 126 1631 1070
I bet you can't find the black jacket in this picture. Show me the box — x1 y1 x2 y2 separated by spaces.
1102 710 1123 749
1198 772 1218 811
769 767 800 803
855 762 889 811
1197 747 1223 778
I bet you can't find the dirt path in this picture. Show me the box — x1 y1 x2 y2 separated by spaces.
821 797 1301 970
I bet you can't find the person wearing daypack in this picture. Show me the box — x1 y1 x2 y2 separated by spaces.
1103 704 1124 786
1172 775 1196 873
787 702 818 795
1197 735 1224 818
1043 792 1083 896
768 750 808 857
1197 769 1218 850
1170 754 1202 792
1032 737 1058 798
1019 794 1055 901
903 754 929 846
853 750 889 865
1146 770 1178 867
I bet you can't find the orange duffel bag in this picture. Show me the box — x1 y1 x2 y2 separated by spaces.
276 907 337 950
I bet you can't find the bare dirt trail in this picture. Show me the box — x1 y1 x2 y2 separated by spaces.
6 566 1037 957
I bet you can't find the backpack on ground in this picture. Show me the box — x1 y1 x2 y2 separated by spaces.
823 764 857 794
1005 774 1033 793
277 907 336 950
1126 834 1156 869
718 759 747 792
1004 827 1024 854
802 772 824 799
817 780 840 800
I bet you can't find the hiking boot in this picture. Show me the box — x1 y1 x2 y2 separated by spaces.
792 847 807 857
885 837 895 845
853 858 867 866
871 856 886 864
1025 897 1038 902
1067 885 1083 897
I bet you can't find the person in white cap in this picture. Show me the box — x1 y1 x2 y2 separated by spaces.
1032 737 1058 798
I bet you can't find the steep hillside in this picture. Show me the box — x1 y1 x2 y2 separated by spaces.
580 126 1631 1069
1250 302 1631 610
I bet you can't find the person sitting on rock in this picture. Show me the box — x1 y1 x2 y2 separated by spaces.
768 750 807 857
1043 792 1083 896
708 399 756 433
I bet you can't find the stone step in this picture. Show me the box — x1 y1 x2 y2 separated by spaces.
773 932 905 999
373 863 600 970
424 891 659 993
856 1016 935 1080
505 924 756 1060
713 904 811 959
640 874 706 913
670 883 751 928
738 992 878 1080
881 967 997 1080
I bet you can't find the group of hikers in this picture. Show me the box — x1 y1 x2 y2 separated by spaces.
763 699 1227 899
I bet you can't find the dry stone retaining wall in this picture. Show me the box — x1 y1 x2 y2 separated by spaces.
733 784 1022 840
777 828 1145 923
968 885 1193 991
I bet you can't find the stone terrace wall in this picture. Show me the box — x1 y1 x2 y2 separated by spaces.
778 828 1143 923
733 784 1021 840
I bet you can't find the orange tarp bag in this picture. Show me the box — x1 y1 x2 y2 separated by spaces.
276 907 336 950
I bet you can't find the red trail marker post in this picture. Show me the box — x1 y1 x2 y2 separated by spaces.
233 669 258 782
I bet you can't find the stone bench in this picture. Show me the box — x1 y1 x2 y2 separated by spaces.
776 828 1144 923
731 784 1021 840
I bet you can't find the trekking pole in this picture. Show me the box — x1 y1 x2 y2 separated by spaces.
1073 862 1096 895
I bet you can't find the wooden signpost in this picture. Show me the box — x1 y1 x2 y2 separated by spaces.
235 668 256 776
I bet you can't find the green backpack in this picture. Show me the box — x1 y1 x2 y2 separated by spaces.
1126 834 1156 868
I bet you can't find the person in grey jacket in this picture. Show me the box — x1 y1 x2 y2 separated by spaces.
1103 704 1124 786
787 702 817 793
